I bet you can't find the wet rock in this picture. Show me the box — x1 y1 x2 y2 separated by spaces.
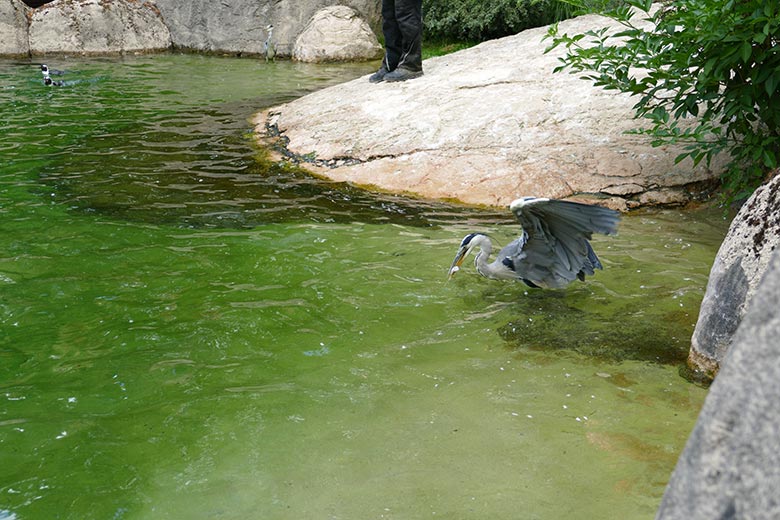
152 0 381 57
29 0 171 55
293 5 382 63
252 11 726 209
688 174 780 377
657 246 780 520
0 0 30 57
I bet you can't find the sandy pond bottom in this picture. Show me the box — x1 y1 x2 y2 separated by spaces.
0 55 727 519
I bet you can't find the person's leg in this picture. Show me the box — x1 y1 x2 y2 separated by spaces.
370 0 403 82
372 0 423 83
381 0 403 71
393 0 422 72
383 0 423 81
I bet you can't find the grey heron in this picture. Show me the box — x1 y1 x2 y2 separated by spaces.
264 24 275 62
448 197 620 289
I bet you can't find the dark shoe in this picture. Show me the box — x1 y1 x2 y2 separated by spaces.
384 66 423 83
369 65 390 83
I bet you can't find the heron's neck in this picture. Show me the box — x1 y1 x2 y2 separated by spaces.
474 245 493 278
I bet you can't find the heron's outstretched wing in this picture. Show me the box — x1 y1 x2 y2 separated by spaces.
507 197 620 287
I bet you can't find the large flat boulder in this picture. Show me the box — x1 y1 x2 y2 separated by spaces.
253 12 727 209
29 0 171 55
153 0 381 57
656 245 780 520
0 0 30 57
687 174 780 377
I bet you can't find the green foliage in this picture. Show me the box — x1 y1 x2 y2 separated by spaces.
422 39 480 59
546 0 780 203
423 0 572 41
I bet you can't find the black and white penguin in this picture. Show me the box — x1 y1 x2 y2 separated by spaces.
41 64 66 76
44 76 64 87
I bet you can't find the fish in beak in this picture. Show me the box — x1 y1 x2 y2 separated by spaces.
447 233 483 280
447 244 471 280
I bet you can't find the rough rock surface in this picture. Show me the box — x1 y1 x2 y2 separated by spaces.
0 0 30 57
656 246 780 520
153 0 381 57
151 0 269 55
29 0 171 55
253 11 727 210
293 5 382 63
687 174 780 377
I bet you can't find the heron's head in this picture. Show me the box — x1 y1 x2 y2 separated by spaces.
447 233 488 280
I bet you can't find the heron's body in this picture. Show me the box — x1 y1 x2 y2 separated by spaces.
448 197 620 289
264 25 275 62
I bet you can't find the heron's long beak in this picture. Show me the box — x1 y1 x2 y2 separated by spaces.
447 246 469 280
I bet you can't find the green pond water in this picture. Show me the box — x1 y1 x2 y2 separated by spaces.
0 55 729 520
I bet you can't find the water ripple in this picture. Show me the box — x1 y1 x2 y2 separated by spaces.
1 55 506 229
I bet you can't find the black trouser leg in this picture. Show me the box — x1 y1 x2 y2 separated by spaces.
381 0 422 72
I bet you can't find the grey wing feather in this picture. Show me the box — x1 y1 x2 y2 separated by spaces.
508 198 620 287
496 231 560 285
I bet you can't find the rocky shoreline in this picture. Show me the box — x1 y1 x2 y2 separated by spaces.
0 0 382 60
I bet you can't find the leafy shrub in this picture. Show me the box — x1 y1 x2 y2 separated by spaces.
546 0 780 202
423 0 569 41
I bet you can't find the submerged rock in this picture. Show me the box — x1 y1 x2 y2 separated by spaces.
657 246 780 520
253 11 726 210
687 174 780 377
293 5 382 63
0 0 29 57
29 0 171 55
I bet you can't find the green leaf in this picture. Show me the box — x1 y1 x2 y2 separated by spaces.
674 152 690 164
741 41 753 62
763 149 777 169
766 72 780 97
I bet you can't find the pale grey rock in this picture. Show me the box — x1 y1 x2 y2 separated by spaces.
656 246 780 520
253 11 727 208
151 0 268 55
0 0 30 57
153 0 381 57
293 5 382 63
29 0 171 55
688 174 780 376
